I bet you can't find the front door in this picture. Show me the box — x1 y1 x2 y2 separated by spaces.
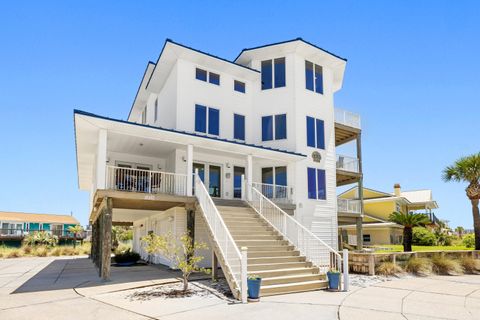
233 166 245 198
208 165 221 198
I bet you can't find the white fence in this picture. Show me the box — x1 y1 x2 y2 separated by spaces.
334 108 361 129
336 155 359 173
247 185 342 274
251 182 293 204
194 173 247 303
106 166 188 196
337 198 362 214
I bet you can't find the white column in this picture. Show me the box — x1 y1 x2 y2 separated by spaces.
186 144 193 196
240 246 248 303
343 249 350 292
246 154 253 201
96 129 107 189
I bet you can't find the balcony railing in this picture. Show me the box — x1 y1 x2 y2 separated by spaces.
0 229 86 238
337 198 361 214
251 182 293 204
106 166 188 196
335 108 361 129
336 155 359 173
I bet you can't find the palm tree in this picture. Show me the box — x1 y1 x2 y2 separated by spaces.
455 226 465 239
389 211 430 252
67 225 84 249
443 152 480 250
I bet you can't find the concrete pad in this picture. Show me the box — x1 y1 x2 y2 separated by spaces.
342 286 409 313
260 287 357 306
404 291 472 320
339 306 405 320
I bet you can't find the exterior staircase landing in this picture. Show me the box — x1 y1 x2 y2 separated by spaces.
216 204 328 296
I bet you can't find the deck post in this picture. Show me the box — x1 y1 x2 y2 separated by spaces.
101 197 113 281
343 249 350 292
356 132 364 250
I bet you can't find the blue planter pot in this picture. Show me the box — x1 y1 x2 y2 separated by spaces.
247 278 262 299
327 272 340 290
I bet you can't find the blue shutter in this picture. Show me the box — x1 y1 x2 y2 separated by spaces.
315 65 323 94
234 114 245 140
306 116 315 147
307 167 317 199
262 116 273 141
305 61 314 91
274 57 286 88
316 119 325 149
275 114 287 139
195 104 207 133
208 108 219 135
261 60 273 90
317 169 326 200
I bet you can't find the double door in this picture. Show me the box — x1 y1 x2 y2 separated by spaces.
193 163 222 198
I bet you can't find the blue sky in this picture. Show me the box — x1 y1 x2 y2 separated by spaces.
0 1 479 228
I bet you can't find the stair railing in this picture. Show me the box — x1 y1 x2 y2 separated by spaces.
247 184 343 276
194 172 247 303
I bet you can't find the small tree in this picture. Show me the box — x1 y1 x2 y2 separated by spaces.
67 225 84 249
141 232 209 292
455 226 465 239
390 211 431 252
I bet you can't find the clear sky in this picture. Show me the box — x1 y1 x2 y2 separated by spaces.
0 1 479 228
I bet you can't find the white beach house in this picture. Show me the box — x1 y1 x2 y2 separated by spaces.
74 38 363 300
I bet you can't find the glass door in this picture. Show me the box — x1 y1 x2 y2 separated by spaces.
192 163 205 195
233 166 245 198
209 165 221 197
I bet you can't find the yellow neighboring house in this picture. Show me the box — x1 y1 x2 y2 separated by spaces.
338 184 439 246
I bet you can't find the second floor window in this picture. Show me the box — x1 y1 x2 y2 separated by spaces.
196 68 220 86
233 114 245 140
307 168 326 200
154 98 158 122
261 57 286 90
305 61 323 94
306 116 325 149
141 106 147 124
234 80 246 93
262 114 287 141
195 104 220 136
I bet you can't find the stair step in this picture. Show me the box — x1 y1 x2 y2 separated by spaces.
249 267 319 278
248 250 300 258
223 217 264 222
260 280 328 296
248 256 306 264
228 226 272 231
230 230 277 236
233 235 283 241
246 245 295 252
248 262 309 271
236 240 289 246
261 273 325 286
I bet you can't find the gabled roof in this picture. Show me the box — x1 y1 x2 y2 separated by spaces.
0 211 79 224
338 185 394 199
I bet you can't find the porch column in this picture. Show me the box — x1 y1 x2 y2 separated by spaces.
246 154 253 201
96 129 107 190
186 144 193 196
356 133 364 250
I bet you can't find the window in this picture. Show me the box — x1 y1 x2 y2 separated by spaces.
154 98 158 121
209 72 220 85
261 57 286 90
307 167 326 200
305 60 323 94
306 116 325 149
141 106 147 124
363 234 371 243
196 68 207 81
234 80 245 93
195 104 219 136
262 114 287 141
196 67 220 85
233 114 245 140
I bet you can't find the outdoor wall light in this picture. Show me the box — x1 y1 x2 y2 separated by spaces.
182 156 186 162
226 162 231 168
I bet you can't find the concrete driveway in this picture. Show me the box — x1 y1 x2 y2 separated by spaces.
1 256 479 320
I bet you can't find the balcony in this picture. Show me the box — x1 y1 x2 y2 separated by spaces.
336 154 361 186
0 229 86 239
251 182 294 204
337 198 361 214
334 108 361 146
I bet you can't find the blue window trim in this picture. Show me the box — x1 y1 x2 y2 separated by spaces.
275 114 287 140
305 60 324 95
262 116 273 141
195 105 207 133
209 72 220 85
316 119 325 149
234 80 246 93
274 57 286 88
305 61 314 91
208 108 220 135
307 168 317 199
196 68 207 82
261 60 273 90
306 116 315 147
317 169 326 200
307 167 326 200
233 114 245 140
306 116 325 150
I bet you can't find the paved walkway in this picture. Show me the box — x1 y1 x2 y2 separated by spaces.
1 257 479 320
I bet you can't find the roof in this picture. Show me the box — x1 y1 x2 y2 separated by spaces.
234 37 347 62
398 190 433 203
0 211 79 224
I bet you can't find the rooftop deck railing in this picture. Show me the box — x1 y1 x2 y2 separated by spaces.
337 198 362 214
336 155 360 173
106 165 188 197
334 108 361 129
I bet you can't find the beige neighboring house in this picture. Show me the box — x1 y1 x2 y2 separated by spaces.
339 184 439 246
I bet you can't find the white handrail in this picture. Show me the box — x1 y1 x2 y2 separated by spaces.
247 185 342 274
194 173 247 303
106 165 188 196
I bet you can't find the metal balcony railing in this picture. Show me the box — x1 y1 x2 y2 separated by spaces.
251 182 293 204
0 229 86 238
336 155 360 173
337 198 362 214
334 108 361 129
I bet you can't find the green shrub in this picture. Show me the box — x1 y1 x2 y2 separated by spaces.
406 257 433 276
376 261 403 275
412 227 436 246
462 234 475 248
114 249 140 264
460 256 480 274
23 231 58 247
431 255 463 275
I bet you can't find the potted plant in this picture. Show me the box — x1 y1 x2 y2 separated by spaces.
247 275 262 301
114 249 140 266
327 268 341 291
